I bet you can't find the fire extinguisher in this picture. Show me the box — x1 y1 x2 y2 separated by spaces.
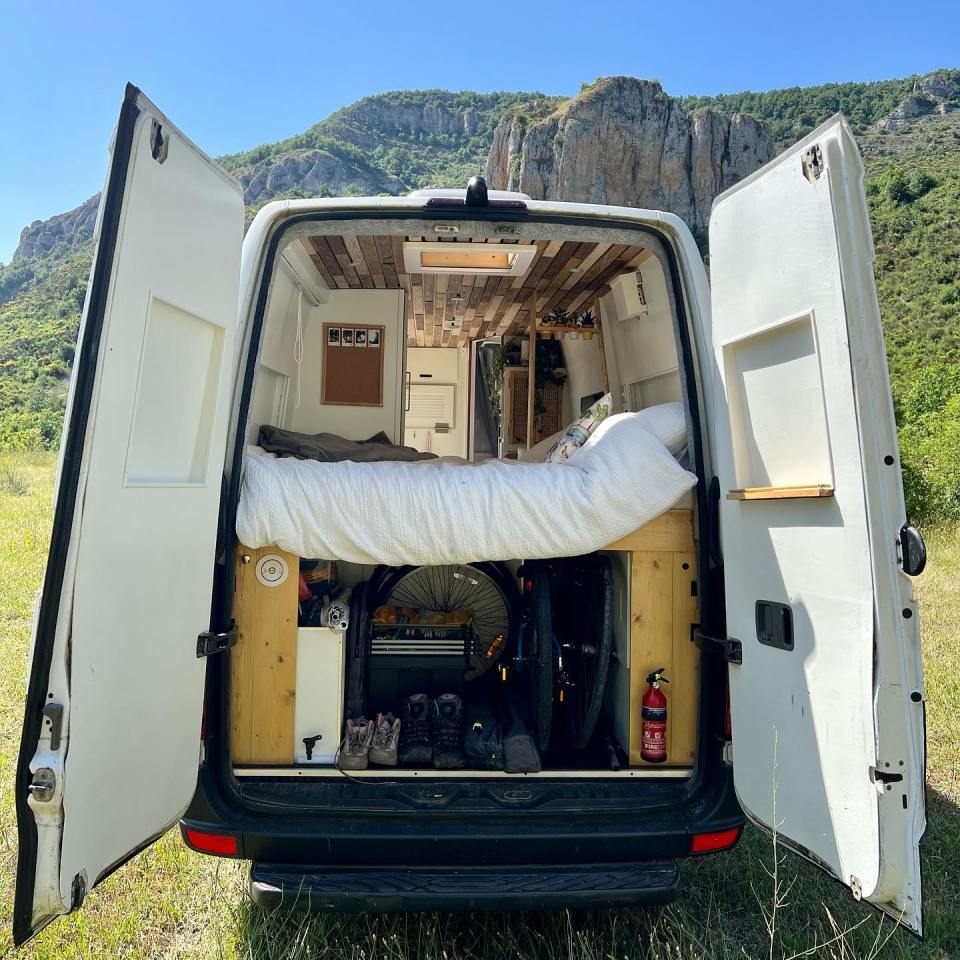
641 668 669 763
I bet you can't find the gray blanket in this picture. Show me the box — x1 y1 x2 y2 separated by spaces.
258 425 437 463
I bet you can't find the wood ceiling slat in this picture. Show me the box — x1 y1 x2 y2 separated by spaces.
304 238 340 291
301 234 648 346
327 236 362 288
312 236 351 290
375 235 399 288
357 236 385 289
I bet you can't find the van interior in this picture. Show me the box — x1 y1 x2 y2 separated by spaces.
228 216 709 784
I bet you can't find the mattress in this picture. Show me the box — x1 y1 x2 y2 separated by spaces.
236 405 697 566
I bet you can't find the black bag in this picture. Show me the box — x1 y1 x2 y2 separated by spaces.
463 703 504 771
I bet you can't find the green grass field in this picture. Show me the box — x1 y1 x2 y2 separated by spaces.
0 453 957 959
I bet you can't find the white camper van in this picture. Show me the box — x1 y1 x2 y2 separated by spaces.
14 85 927 945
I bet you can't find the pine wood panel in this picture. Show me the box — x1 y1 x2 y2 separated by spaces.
621 511 699 767
302 235 648 347
231 545 299 764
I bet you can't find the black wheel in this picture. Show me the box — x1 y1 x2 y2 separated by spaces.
381 562 518 681
555 555 614 750
522 561 554 752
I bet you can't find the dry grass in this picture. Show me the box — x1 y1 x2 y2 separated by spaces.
0 452 957 959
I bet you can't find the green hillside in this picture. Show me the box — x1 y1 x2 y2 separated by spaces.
682 69 960 149
220 90 555 192
1 77 958 520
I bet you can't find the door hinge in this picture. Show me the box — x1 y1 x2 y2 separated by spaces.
692 626 742 664
802 144 823 182
196 622 238 658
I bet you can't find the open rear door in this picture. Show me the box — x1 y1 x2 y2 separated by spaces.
707 116 925 933
13 85 244 944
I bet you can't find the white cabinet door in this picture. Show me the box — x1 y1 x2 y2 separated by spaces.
708 116 925 933
14 85 243 945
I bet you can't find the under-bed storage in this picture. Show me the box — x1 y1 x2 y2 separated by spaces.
229 509 701 774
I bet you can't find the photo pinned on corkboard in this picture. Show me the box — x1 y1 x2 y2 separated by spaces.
322 322 385 406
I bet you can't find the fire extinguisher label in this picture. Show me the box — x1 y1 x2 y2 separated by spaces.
642 706 667 762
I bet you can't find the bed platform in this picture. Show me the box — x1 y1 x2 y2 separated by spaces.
230 509 700 771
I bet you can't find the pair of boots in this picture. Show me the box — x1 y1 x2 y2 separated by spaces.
338 713 401 770
399 693 464 769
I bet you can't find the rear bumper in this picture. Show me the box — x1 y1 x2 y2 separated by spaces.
250 860 680 913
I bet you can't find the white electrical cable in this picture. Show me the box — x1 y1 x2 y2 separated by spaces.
294 283 304 408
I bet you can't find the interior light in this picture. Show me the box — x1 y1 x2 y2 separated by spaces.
421 250 513 270
403 241 537 276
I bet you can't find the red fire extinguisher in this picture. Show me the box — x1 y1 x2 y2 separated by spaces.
641 668 669 763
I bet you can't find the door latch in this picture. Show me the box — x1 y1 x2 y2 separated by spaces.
802 144 823 182
692 626 742 664
27 767 56 803
197 622 238 658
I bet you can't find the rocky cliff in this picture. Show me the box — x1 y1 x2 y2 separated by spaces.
485 77 773 233
14 194 101 261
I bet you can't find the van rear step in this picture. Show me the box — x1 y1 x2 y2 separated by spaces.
250 861 679 912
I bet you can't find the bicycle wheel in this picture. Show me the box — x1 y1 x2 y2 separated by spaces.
383 562 517 681
556 554 614 750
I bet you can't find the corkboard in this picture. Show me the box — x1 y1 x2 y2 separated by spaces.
322 323 384 407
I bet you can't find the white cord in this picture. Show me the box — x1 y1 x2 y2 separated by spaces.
294 283 304 408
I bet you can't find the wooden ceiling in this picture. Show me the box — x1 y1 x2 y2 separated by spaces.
302 235 651 347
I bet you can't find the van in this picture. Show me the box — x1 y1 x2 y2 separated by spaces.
13 85 928 945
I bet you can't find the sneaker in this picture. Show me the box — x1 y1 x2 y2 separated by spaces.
338 717 374 770
398 694 432 765
430 693 465 770
369 713 401 766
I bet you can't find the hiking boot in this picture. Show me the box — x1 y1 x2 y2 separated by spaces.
398 693 432 765
338 717 374 770
430 693 465 770
369 713 401 766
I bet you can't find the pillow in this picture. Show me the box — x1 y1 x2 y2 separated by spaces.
544 392 613 463
574 402 687 459
517 428 565 463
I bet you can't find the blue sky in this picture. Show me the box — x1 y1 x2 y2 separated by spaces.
1 0 957 263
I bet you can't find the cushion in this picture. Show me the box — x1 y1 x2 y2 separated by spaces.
517 428 565 463
574 402 687 459
544 393 613 463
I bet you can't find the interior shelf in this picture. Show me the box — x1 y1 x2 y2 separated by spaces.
726 484 835 501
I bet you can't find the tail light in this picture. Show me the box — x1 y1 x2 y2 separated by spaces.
691 826 741 854
182 827 238 856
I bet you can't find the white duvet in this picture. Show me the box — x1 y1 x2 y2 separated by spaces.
236 405 697 566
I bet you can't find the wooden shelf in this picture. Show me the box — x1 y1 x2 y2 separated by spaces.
727 484 835 501
535 323 597 338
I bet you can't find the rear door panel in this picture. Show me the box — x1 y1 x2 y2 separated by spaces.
708 116 925 932
14 85 244 944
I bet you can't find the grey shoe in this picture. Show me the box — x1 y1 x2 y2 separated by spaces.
338 717 374 770
369 713 401 766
